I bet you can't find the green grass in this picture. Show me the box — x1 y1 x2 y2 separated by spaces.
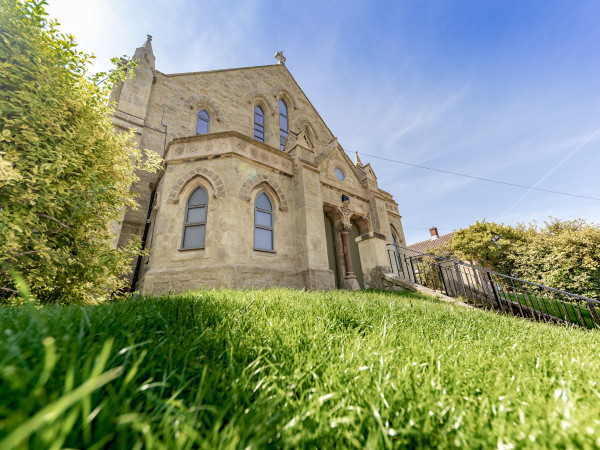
498 290 600 328
2 289 600 449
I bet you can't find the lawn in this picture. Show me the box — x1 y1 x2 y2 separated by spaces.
1 288 600 448
497 290 600 328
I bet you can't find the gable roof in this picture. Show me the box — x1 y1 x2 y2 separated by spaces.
407 232 455 255
158 63 337 145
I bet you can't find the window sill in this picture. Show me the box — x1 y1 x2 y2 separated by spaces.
254 248 276 254
178 247 205 252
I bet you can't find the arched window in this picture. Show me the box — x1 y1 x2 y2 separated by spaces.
181 187 207 249
196 110 209 135
254 192 274 251
254 105 265 142
279 99 288 151
391 228 402 272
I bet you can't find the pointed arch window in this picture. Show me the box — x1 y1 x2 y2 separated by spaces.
391 228 402 272
196 110 209 135
254 192 274 251
254 105 265 142
279 99 288 151
181 187 207 249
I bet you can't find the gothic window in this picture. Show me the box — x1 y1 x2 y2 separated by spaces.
196 110 209 135
279 99 288 151
254 105 265 142
391 228 402 270
181 187 208 249
254 192 274 251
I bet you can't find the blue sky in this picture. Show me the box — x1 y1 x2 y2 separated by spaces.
47 0 600 244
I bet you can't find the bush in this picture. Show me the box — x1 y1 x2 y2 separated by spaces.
0 0 161 303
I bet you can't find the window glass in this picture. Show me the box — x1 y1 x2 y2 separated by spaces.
183 225 205 249
254 192 274 251
334 168 345 181
279 99 288 151
254 105 265 142
186 206 206 223
255 210 272 227
182 187 208 249
255 192 272 211
196 110 209 135
188 187 208 206
254 228 273 251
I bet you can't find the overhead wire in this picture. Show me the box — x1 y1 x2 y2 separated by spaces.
356 152 600 201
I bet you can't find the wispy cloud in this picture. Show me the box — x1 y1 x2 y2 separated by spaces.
500 127 600 219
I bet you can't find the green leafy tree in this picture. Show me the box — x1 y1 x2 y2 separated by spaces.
449 220 525 275
0 0 161 303
514 218 600 299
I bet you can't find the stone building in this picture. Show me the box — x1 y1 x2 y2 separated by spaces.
112 36 406 294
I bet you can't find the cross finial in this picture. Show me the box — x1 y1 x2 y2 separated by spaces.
142 34 153 49
275 51 286 65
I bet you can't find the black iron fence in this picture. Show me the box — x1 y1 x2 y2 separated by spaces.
387 244 600 329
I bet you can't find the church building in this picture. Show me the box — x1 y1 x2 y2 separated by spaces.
111 36 406 294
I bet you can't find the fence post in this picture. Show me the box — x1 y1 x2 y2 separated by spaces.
487 272 503 310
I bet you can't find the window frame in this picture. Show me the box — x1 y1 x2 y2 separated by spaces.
180 186 208 250
278 99 288 151
196 109 210 135
254 105 265 143
253 191 275 252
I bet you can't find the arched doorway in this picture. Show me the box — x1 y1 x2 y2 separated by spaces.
349 222 364 288
324 214 341 288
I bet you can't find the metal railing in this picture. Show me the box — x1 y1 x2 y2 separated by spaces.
387 244 600 329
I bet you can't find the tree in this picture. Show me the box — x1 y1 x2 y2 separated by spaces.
448 220 525 275
513 218 600 300
0 0 161 303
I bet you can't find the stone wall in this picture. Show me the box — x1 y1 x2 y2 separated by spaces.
112 40 406 294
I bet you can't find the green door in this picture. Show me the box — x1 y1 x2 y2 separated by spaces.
324 214 340 288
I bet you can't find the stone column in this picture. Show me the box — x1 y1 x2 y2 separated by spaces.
338 224 360 291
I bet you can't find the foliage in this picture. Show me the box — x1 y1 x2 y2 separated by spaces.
0 0 161 303
1 288 600 448
513 218 600 300
448 220 525 275
444 218 600 300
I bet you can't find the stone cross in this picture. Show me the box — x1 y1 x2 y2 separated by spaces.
275 51 286 65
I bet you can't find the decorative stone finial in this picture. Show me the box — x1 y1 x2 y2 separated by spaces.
354 151 363 167
134 34 156 69
275 51 286 66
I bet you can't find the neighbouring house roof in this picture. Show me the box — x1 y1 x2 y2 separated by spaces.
407 232 455 255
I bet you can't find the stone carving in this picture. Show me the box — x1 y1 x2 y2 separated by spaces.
174 146 184 156
205 143 213 152
190 144 199 153
260 152 269 162
237 141 246 152
338 203 353 231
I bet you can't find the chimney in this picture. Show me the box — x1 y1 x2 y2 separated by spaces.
430 226 439 240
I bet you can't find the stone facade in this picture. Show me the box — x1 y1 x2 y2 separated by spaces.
112 37 406 295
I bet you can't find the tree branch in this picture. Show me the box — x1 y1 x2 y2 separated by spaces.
0 286 18 294
37 214 69 228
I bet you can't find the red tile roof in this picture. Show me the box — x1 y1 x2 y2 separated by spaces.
406 232 455 255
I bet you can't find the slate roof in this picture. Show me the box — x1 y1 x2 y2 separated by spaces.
406 232 455 255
